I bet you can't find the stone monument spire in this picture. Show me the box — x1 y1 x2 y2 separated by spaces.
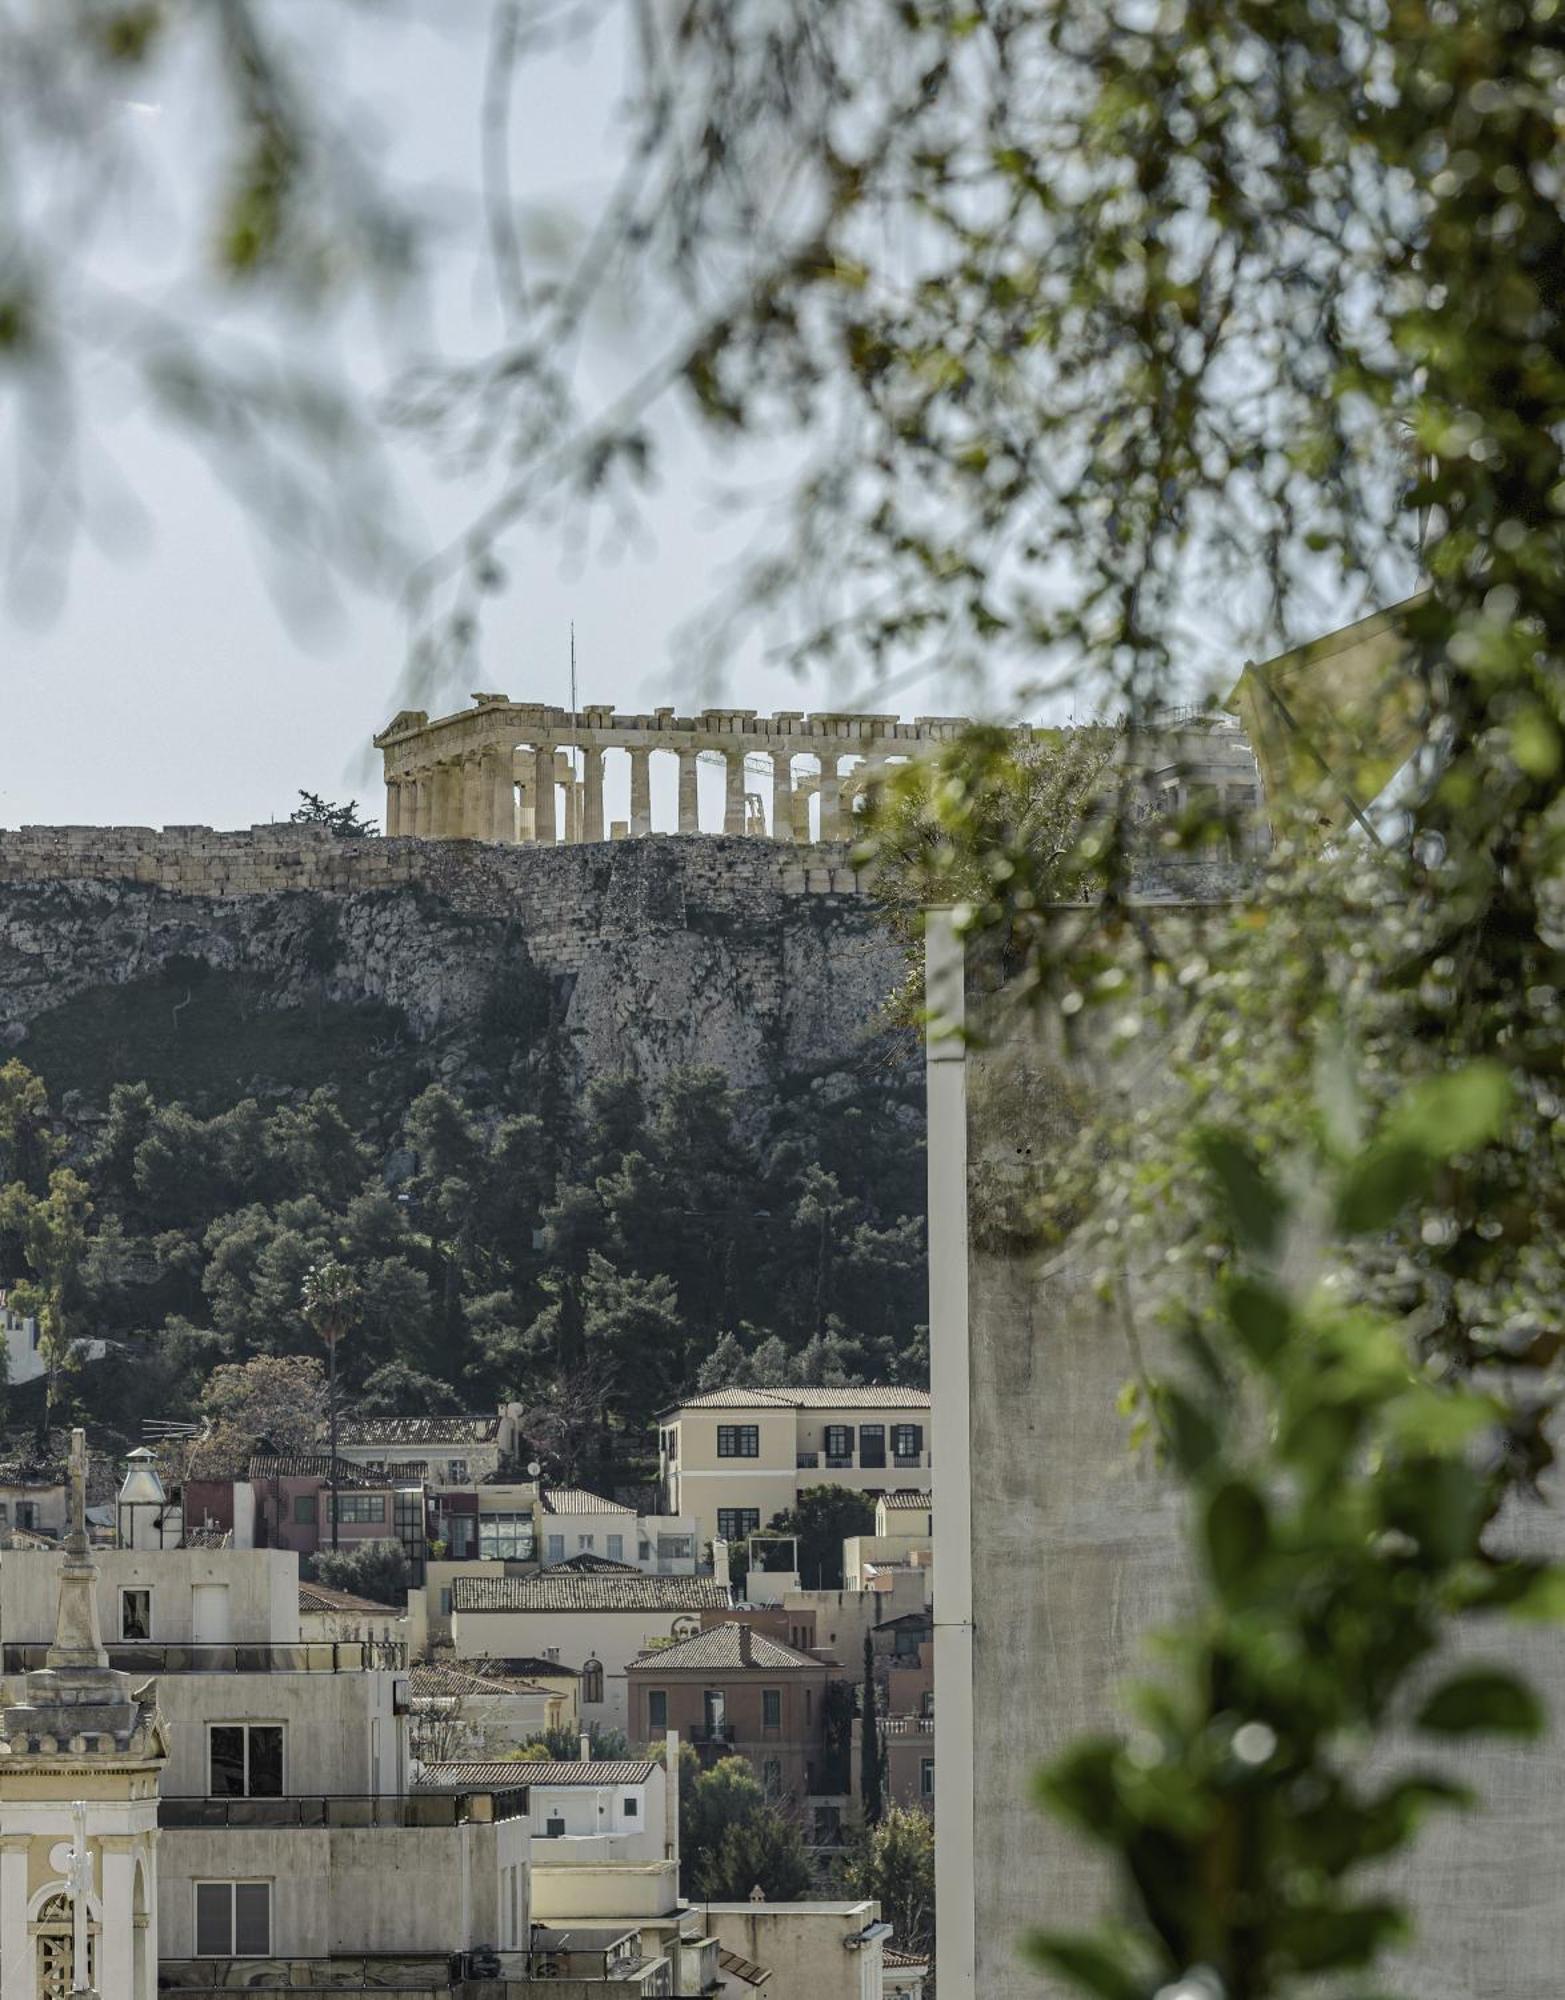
46 1429 107 1671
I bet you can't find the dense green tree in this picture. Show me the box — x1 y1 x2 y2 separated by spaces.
678 1752 811 1902
290 793 377 838
768 1487 877 1593
845 1807 934 1956
311 1538 408 1607
859 1632 884 1828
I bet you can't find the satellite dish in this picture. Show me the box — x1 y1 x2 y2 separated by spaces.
527 1461 542 1478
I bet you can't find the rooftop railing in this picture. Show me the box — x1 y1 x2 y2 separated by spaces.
2 1639 406 1675
159 1789 528 1829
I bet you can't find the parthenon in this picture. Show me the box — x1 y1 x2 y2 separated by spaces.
373 698 974 844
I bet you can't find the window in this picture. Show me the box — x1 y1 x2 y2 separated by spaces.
663 1429 678 1463
479 1512 535 1561
607 1534 623 1560
333 1494 385 1525
824 1425 853 1466
581 1658 604 1705
195 1882 271 1958
763 1758 782 1799
717 1509 760 1541
293 1493 318 1525
578 1534 595 1552
921 1758 935 1797
546 1815 566 1837
717 1425 759 1458
208 1724 284 1798
623 1795 639 1817
448 1458 469 1483
804 1688 813 1723
546 1534 565 1563
658 1536 693 1560
439 1588 453 1617
647 1690 668 1730
15 1502 35 1531
891 1424 923 1464
120 1588 151 1641
762 1688 782 1730
859 1424 886 1469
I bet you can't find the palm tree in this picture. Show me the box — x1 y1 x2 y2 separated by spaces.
301 1260 360 1550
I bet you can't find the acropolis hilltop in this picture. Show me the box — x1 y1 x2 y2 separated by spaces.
373 696 1261 846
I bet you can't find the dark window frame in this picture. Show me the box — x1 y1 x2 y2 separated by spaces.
120 1587 151 1642
716 1425 760 1459
208 1722 285 1799
859 1424 887 1469
195 1881 271 1958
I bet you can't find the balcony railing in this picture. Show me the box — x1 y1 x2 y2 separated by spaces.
160 1789 528 1829
3 1640 406 1675
689 1722 734 1746
796 1451 819 1469
882 1715 935 1735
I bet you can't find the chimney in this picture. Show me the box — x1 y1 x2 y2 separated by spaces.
579 1732 591 1765
738 1622 752 1666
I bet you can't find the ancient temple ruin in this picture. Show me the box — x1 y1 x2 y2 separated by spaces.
374 697 1265 849
373 700 976 845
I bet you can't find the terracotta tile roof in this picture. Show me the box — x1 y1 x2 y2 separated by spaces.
339 1415 500 1445
249 1455 381 1485
718 1948 773 1987
488 1656 581 1679
410 1662 552 1701
417 1759 657 1788
542 1554 640 1575
883 1947 929 1970
298 1580 402 1616
667 1386 931 1411
630 1626 821 1672
540 1485 625 1515
880 1490 931 1511
453 1573 731 1615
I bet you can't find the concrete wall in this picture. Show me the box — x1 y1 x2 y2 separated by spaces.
698 1904 882 2000
157 1816 528 1956
531 1860 679 1921
152 1669 403 1798
0 1546 301 1647
528 1771 665 1852
931 916 1565 2000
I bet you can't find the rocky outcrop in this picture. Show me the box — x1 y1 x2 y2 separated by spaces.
0 832 905 1092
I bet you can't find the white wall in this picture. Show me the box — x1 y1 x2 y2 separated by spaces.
0 1547 301 1648
158 1816 528 1957
148 1670 404 1799
529 1768 664 1856
700 1903 884 2000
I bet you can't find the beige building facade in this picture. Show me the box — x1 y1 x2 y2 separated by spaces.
660 1389 932 1554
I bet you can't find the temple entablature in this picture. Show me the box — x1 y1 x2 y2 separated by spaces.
372 697 978 845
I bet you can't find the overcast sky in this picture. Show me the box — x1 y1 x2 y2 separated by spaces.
2 8 937 835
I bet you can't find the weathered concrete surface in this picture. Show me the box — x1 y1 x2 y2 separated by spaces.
944 959 1565 2000
0 832 901 1092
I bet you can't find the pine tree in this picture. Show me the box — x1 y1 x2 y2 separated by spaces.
860 1631 883 1826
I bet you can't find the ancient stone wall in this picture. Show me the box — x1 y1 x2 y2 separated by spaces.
0 825 869 905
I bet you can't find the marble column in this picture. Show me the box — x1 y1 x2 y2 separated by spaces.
583 750 605 843
415 773 434 838
630 748 653 836
464 758 488 839
791 783 812 843
723 749 746 834
819 752 845 840
384 783 403 838
770 752 794 842
435 762 460 838
677 749 700 833
533 746 556 844
489 749 516 842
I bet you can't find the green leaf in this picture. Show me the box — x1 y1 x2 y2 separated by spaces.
1204 1480 1271 1599
1034 1740 1124 1839
1224 1274 1291 1365
1335 1138 1430 1235
1023 1930 1145 2000
1157 1384 1219 1476
1195 1130 1286 1256
1507 1565 1565 1622
1417 1669 1545 1738
1389 1062 1512 1157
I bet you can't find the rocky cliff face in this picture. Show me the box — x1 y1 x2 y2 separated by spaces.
0 832 906 1097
